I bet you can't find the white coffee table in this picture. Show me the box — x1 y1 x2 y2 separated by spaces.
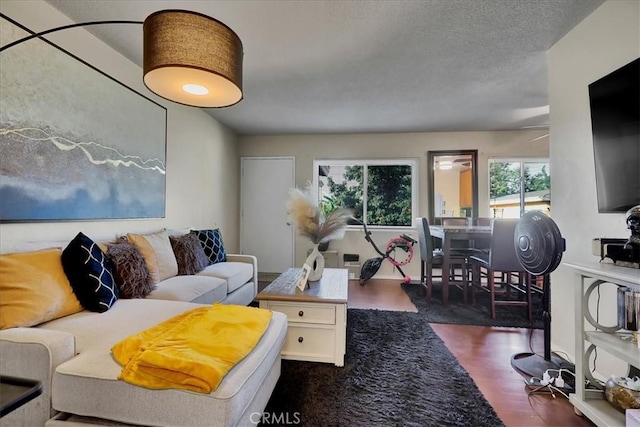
256 268 348 367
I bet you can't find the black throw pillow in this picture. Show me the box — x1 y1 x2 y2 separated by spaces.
61 232 118 312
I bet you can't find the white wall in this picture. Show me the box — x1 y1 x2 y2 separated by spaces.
239 130 548 279
548 0 639 374
0 1 240 253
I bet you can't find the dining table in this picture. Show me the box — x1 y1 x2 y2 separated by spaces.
429 224 492 305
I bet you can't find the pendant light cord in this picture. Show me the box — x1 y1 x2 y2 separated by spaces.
0 13 142 52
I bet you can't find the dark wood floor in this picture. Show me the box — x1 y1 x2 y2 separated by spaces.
348 279 595 427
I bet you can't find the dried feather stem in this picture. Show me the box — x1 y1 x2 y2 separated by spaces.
286 187 352 244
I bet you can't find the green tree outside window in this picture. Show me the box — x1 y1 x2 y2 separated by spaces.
317 162 414 227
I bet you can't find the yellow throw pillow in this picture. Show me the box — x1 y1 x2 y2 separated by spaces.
127 230 178 283
127 234 161 284
0 248 83 329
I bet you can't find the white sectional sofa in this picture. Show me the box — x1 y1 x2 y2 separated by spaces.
0 229 287 426
148 253 258 306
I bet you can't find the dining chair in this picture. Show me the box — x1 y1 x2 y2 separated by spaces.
468 218 533 321
415 217 469 304
439 216 479 284
470 217 493 251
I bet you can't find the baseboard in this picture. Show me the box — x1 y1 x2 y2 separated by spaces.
360 274 418 282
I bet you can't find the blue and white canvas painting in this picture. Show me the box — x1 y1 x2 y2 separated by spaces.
0 16 167 221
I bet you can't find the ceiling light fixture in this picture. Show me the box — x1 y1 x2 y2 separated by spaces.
143 10 243 108
182 84 210 96
439 161 453 170
0 10 243 108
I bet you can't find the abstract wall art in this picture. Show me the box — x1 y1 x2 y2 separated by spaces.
0 15 167 222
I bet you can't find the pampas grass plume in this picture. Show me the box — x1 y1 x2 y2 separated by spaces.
286 187 352 244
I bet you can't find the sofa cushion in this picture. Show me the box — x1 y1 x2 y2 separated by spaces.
127 230 178 283
38 299 208 352
147 275 227 304
49 307 287 427
107 239 155 299
192 229 227 264
61 232 118 313
198 262 253 293
169 233 209 275
0 248 83 329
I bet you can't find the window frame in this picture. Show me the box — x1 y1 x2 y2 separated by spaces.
312 158 419 230
488 157 551 218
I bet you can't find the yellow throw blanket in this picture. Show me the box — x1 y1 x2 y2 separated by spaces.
112 304 272 394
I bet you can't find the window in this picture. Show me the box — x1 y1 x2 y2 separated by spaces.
313 159 418 227
488 159 551 218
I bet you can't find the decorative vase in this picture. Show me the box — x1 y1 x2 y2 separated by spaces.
304 244 325 281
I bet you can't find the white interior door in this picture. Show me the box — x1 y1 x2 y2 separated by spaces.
241 157 295 274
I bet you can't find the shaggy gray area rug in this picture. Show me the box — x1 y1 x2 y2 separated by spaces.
262 309 503 426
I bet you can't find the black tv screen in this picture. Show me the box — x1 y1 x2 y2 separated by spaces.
588 57 640 213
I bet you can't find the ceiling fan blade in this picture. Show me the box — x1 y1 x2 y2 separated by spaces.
529 133 549 142
521 124 550 129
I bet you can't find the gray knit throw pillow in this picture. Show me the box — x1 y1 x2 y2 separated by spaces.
107 238 155 298
170 233 209 275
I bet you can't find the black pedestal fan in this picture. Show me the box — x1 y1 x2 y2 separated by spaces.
510 211 575 381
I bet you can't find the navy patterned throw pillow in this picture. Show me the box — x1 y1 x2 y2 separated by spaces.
62 232 118 312
192 229 227 265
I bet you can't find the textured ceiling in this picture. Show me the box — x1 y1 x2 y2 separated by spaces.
44 0 604 136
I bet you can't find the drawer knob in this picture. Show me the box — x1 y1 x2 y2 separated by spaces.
298 336 304 343
298 310 304 317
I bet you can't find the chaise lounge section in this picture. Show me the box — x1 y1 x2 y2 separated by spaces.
1 300 287 426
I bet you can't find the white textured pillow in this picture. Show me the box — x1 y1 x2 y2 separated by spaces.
127 230 178 282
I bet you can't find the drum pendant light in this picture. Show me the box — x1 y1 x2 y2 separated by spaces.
1 9 242 108
143 10 243 108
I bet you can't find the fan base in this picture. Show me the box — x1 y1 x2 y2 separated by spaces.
511 352 575 382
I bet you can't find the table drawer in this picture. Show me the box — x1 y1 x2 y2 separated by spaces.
267 302 335 324
282 325 335 359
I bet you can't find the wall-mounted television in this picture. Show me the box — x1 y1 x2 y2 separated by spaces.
588 57 640 213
